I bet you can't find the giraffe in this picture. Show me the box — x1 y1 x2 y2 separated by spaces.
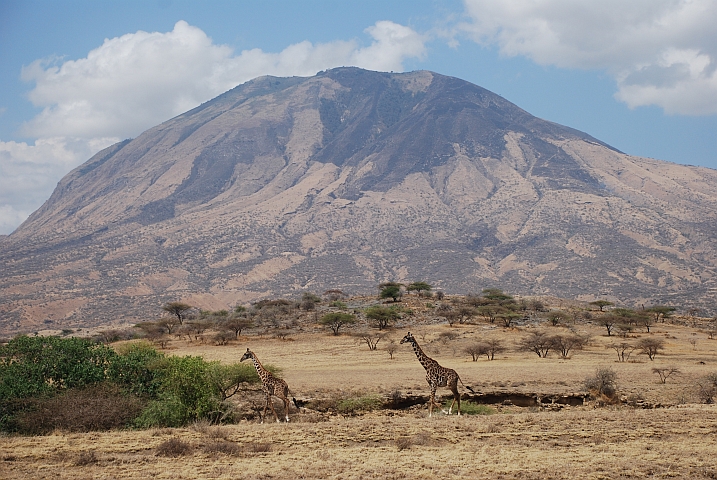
400 332 474 416
240 348 291 423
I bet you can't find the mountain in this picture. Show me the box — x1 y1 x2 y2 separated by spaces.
2 67 717 333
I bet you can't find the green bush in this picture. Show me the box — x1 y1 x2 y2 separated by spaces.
142 356 223 426
0 335 117 396
134 394 188 428
1 335 118 431
443 400 496 415
107 341 164 397
336 394 383 414
1 336 266 431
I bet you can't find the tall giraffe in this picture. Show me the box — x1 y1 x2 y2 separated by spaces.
400 332 474 416
240 348 291 423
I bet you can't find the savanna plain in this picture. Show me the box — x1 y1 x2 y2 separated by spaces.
2 295 717 479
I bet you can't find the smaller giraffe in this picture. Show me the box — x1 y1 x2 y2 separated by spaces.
400 332 474 416
240 348 291 423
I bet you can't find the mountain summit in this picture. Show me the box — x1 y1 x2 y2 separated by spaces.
2 67 717 332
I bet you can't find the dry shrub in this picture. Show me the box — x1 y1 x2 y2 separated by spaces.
14 383 145 434
395 431 436 451
191 419 227 440
245 442 272 453
394 437 413 451
155 437 194 457
483 422 500 434
202 440 241 456
72 451 98 466
584 367 619 402
411 431 435 446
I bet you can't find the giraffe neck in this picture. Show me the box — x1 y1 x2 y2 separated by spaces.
411 340 436 371
251 356 270 382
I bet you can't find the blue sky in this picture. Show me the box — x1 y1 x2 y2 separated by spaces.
1 0 716 234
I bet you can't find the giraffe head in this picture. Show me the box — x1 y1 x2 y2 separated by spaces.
240 348 254 362
400 332 415 345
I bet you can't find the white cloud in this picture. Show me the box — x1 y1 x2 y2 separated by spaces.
0 137 117 234
352 21 427 71
1 20 426 234
460 0 717 115
21 20 426 140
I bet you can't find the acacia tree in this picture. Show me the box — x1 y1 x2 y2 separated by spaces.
551 334 586 358
221 316 254 339
379 283 403 302
476 305 505 324
464 343 485 362
465 339 505 361
498 312 522 328
652 366 680 384
607 342 637 362
155 318 180 335
589 300 614 312
637 312 655 333
600 315 618 336
365 306 400 330
645 306 676 323
545 311 570 326
406 281 432 296
441 310 461 327
482 288 513 302
457 306 477 324
162 302 193 325
482 339 506 360
320 312 356 335
354 331 386 351
637 337 665 360
518 331 554 358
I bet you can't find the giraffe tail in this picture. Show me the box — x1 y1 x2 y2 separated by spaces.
459 376 476 394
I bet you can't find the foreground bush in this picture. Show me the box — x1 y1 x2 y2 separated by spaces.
584 367 618 402
336 394 383 415
443 400 496 415
9 383 145 435
0 335 117 399
1 335 263 432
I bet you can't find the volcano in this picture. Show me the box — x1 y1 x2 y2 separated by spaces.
2 67 717 333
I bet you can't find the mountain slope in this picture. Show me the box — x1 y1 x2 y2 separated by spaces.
2 67 717 333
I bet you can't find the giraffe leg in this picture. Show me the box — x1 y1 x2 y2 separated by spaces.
282 396 290 422
429 387 440 417
261 394 270 424
267 395 281 423
449 384 460 415
439 387 449 414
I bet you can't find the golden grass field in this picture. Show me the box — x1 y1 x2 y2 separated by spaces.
2 298 717 479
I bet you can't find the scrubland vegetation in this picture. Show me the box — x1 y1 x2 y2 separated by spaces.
2 285 717 478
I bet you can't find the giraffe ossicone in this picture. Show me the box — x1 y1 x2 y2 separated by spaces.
400 331 474 417
240 348 291 423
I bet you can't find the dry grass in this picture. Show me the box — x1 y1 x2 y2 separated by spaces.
2 407 717 479
2 305 717 479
